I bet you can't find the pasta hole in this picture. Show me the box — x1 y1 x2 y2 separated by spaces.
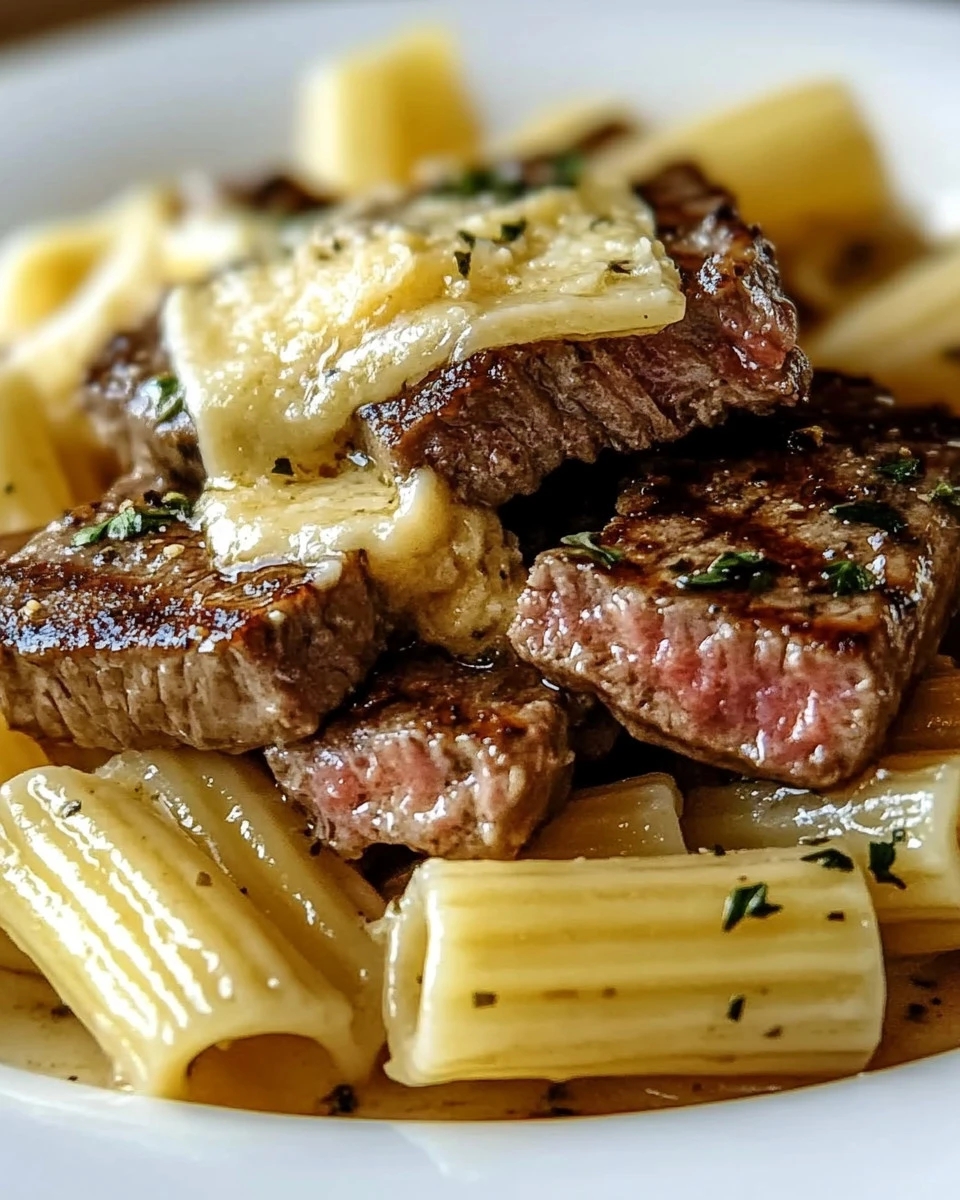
185 1035 340 1115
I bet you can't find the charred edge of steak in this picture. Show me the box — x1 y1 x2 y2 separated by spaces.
509 374 960 789
358 163 810 508
80 314 204 492
0 480 382 752
266 646 576 860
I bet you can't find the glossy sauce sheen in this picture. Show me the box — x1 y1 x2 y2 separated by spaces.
1 953 958 1119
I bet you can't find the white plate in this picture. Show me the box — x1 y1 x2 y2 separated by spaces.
1 1 960 1196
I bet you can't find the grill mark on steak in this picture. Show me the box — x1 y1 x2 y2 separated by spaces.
0 480 381 752
509 374 960 789
358 164 810 507
266 647 575 860
81 165 808 505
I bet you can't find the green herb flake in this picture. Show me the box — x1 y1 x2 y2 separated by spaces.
145 374 185 424
71 494 193 549
868 829 908 889
195 871 212 888
472 991 499 1009
878 455 922 484
676 551 775 594
454 249 472 278
458 229 477 247
559 531 624 569
829 500 906 535
497 219 527 244
272 457 294 476
727 995 746 1022
827 911 846 922
928 480 960 509
607 260 632 275
722 882 783 932
822 560 877 596
801 847 855 872
551 150 585 187
430 166 526 201
764 1026 783 1039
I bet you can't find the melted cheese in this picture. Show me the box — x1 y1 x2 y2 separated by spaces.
165 177 684 482
199 465 523 652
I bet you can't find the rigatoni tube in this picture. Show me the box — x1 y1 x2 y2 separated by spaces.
683 751 960 956
525 773 685 859
99 749 386 1076
0 766 359 1097
383 846 885 1086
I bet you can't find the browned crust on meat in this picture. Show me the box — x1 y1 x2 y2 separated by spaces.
359 164 810 507
510 376 960 788
266 649 574 859
0 485 382 751
80 315 203 491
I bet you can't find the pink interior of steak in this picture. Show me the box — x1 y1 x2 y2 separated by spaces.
511 377 960 787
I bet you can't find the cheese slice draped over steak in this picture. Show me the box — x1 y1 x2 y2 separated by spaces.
163 174 684 482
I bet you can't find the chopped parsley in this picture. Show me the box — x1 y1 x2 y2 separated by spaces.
822 560 877 596
676 551 775 594
195 871 212 888
71 493 193 548
878 455 922 483
800 847 855 872
928 480 960 509
829 500 906 535
458 229 477 247
272 457 294 476
827 911 847 922
560 530 624 569
550 150 585 188
722 882 783 932
454 249 472 278
607 260 632 275
430 165 526 201
497 219 527 244
145 374 185 424
726 995 746 1022
868 829 907 889
764 1026 783 1039
472 991 499 1009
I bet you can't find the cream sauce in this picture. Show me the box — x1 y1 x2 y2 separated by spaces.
2 952 958 1120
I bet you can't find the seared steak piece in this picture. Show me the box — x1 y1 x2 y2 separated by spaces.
359 164 810 507
510 374 960 789
266 648 574 859
80 315 202 490
0 483 380 752
82 166 807 506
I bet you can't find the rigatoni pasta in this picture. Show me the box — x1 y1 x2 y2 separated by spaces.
0 766 363 1097
524 773 685 859
383 847 885 1086
683 751 960 956
98 749 386 1076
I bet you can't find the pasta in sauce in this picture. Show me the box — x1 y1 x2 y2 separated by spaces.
0 25 959 1123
